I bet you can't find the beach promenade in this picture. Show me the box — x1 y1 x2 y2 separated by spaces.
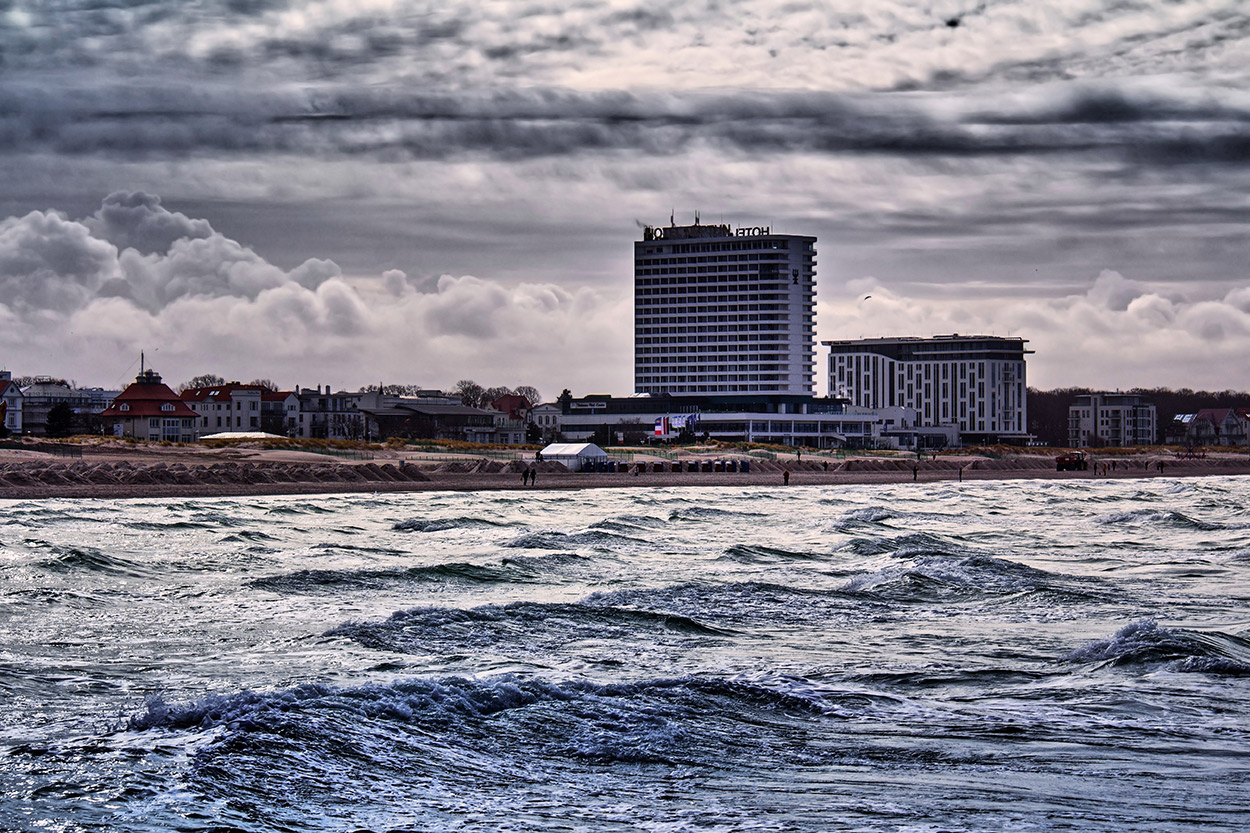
3 442 1248 500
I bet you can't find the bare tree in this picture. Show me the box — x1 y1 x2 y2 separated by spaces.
452 379 486 408
178 373 225 393
482 386 515 407
359 383 423 395
248 378 279 392
515 385 541 405
12 376 70 388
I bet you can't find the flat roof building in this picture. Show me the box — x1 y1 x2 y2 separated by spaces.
634 219 816 397
825 335 1031 445
1069 394 1157 448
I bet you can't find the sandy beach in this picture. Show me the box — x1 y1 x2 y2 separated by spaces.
2 442 1248 500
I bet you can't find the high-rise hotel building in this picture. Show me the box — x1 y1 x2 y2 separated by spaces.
634 220 817 396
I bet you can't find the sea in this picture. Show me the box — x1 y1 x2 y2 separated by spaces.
2 476 1249 832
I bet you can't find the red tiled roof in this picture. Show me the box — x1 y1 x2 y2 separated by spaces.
1193 408 1233 423
101 370 198 419
490 394 532 420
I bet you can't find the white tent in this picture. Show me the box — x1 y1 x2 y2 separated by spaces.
539 442 609 472
199 431 285 440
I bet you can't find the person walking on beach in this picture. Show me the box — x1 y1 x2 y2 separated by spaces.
783 469 790 485
529 467 537 485
521 468 529 486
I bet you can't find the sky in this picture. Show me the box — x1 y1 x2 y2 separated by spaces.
2 0 1248 398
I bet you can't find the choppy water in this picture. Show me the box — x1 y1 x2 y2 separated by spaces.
3 478 1250 832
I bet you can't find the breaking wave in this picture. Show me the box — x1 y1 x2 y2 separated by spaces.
1067 620 1250 674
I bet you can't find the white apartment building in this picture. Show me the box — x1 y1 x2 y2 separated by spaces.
181 383 265 434
634 219 817 396
825 335 1031 444
1068 394 1157 447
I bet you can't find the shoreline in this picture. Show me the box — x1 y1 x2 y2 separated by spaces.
3 452 1249 501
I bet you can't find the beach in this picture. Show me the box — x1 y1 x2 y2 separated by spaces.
3 442 1248 500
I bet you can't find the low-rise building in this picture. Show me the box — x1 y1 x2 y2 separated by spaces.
99 369 199 443
19 379 93 436
181 383 265 434
261 390 301 436
1068 394 1157 447
291 385 366 440
529 402 564 443
489 394 532 445
358 397 501 443
0 371 23 435
553 393 900 449
1172 408 1250 447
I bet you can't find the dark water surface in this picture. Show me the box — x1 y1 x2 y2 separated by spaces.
3 478 1249 831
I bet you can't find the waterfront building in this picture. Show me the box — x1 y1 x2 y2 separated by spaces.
528 402 564 443
1164 407 1245 448
99 369 199 442
488 394 531 445
0 371 23 435
554 393 890 449
181 383 266 434
825 335 1031 445
261 390 301 436
1067 394 1158 448
634 219 817 396
18 379 93 436
290 385 366 440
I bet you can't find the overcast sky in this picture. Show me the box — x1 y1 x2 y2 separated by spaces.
2 0 1248 397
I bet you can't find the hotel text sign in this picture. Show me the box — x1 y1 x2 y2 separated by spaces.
644 224 771 241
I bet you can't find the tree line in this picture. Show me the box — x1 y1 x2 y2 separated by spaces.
175 374 543 409
450 380 542 409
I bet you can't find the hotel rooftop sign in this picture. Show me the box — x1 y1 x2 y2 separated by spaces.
643 223 771 241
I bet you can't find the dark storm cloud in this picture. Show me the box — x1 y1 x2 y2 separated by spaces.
1 80 1248 165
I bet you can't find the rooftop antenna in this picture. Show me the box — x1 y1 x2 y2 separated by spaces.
694 210 700 225
670 209 674 226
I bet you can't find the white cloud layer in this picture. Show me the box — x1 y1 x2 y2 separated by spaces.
0 194 630 396
823 268 1250 390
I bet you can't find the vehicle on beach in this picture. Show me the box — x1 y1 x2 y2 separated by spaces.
1055 451 1089 471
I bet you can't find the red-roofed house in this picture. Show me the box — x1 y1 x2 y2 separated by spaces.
100 369 200 442
1186 408 1249 447
489 394 532 445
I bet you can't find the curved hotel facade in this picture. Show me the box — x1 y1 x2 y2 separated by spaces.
634 222 816 396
